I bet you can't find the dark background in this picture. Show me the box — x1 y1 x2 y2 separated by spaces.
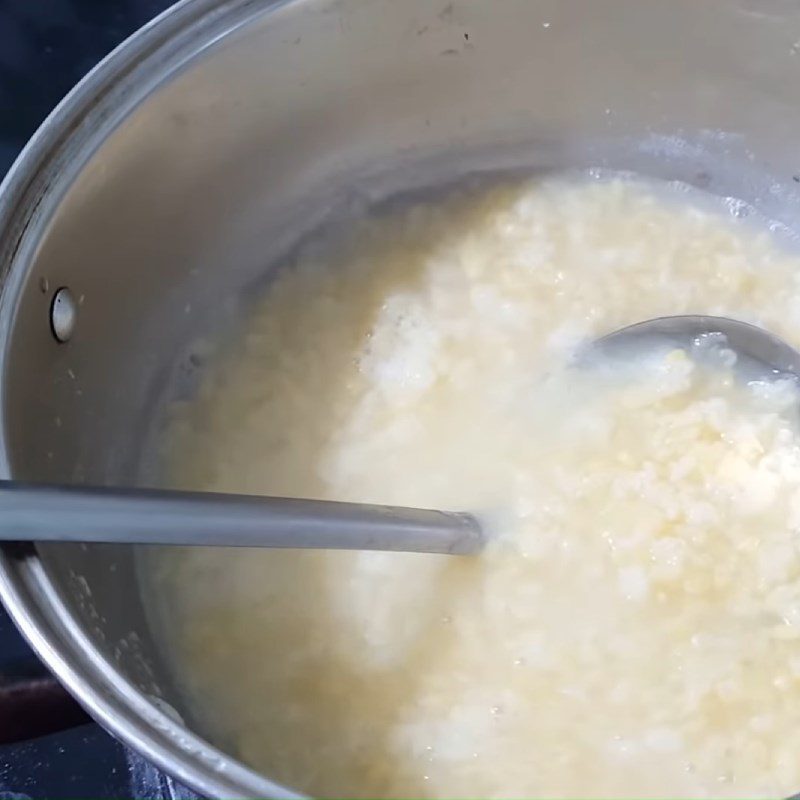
0 3 181 797
0 0 172 174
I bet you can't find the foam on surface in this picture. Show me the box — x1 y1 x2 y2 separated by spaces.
149 177 800 798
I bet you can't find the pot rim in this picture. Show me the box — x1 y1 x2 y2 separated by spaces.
0 1 301 797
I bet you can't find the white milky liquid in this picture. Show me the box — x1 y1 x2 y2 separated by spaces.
145 176 800 798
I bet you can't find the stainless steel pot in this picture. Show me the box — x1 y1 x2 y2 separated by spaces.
2 0 800 796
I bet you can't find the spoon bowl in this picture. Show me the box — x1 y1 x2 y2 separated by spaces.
591 315 800 378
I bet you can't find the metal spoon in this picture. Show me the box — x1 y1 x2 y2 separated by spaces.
591 314 800 376
2 315 792 558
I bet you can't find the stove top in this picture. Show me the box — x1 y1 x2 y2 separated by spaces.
1 607 201 800
0 1 202 797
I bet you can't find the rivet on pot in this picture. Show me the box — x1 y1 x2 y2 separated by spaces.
50 287 77 343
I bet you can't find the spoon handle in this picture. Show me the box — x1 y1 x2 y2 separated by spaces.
0 481 482 555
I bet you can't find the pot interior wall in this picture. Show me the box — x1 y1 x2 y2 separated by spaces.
3 0 800 750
